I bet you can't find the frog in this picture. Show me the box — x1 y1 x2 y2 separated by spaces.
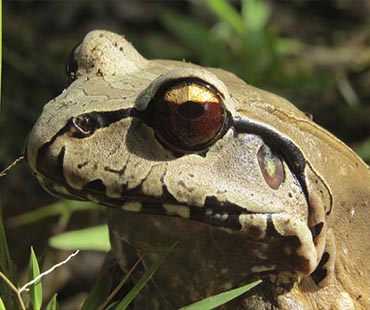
25 30 370 309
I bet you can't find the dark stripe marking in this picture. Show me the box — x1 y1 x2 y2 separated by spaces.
311 252 330 285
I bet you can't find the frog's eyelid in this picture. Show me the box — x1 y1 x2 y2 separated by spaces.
134 67 233 112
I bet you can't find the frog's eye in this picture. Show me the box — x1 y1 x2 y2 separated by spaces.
65 43 82 85
257 144 285 189
149 78 228 153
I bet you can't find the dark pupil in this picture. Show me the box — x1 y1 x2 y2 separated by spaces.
177 101 204 119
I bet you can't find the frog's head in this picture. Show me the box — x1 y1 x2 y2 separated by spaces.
26 30 333 286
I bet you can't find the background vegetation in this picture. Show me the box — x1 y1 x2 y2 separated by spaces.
1 0 369 308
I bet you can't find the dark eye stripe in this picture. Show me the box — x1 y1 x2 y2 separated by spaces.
233 117 307 194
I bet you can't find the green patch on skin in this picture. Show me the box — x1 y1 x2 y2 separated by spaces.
263 146 277 178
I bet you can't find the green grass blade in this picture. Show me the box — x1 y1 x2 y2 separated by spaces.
0 298 5 310
355 136 370 162
115 241 178 310
0 0 2 103
179 280 262 310
49 225 110 251
28 248 42 310
105 301 119 310
206 0 245 35
9 201 103 227
0 206 15 279
0 203 17 308
160 11 210 52
45 294 58 310
81 261 118 310
81 270 113 310
82 255 143 310
241 0 271 32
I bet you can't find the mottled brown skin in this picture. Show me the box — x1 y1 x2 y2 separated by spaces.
26 31 370 309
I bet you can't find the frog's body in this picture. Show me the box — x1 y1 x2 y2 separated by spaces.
26 31 370 309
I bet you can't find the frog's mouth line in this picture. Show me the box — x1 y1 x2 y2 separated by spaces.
35 172 267 231
119 200 245 230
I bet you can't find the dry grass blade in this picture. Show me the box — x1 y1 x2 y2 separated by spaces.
0 156 24 177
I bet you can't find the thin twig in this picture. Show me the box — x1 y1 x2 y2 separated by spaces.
0 271 26 310
19 250 79 293
0 156 24 177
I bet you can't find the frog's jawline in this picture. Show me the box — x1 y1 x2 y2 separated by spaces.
37 172 280 231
